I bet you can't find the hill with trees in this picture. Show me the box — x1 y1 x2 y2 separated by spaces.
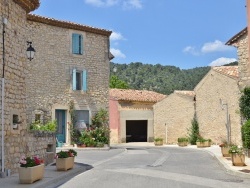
110 62 238 95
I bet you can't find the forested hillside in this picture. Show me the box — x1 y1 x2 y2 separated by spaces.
110 62 211 95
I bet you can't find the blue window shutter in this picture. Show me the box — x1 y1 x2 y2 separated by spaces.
72 33 79 54
79 34 83 54
72 69 76 90
82 70 87 92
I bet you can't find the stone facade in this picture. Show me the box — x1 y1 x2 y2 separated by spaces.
195 67 241 145
26 15 112 145
0 0 55 175
153 91 195 144
226 28 249 89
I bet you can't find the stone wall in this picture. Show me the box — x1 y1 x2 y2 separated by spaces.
26 20 110 144
232 33 249 89
0 0 53 175
195 69 241 145
153 92 195 144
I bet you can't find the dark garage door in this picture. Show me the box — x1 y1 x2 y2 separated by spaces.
126 120 147 142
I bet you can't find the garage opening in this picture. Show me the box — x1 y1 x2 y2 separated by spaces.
126 120 147 142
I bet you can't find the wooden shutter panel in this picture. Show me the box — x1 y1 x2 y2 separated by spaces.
72 33 79 54
79 34 83 55
82 70 87 92
72 69 76 90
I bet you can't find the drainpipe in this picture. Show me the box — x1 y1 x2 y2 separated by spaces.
1 17 7 176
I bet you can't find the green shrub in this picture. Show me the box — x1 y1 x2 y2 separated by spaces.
30 120 57 132
239 87 250 120
178 137 188 142
188 117 199 145
154 138 163 142
242 120 250 149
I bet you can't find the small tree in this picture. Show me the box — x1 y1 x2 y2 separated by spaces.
188 117 199 145
242 120 250 149
110 75 129 89
239 87 250 120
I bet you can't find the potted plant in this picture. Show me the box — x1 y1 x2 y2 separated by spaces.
19 155 44 184
204 139 212 147
55 149 77 171
177 137 188 147
219 139 230 157
154 138 163 146
196 137 206 148
229 145 245 166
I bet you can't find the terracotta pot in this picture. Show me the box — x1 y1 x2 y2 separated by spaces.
56 157 74 171
178 142 188 147
18 164 44 184
231 153 245 166
221 147 230 157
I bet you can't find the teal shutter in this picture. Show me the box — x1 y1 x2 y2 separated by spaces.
79 34 83 55
82 70 87 92
72 33 79 54
72 69 76 90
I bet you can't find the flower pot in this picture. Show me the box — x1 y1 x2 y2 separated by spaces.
18 164 44 184
221 147 230 157
203 141 211 147
196 141 205 148
56 157 74 171
231 153 245 166
154 140 163 146
178 142 188 147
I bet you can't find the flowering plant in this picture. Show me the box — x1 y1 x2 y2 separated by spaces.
55 149 77 159
19 155 44 167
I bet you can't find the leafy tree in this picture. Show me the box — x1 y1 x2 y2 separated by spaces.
110 75 129 89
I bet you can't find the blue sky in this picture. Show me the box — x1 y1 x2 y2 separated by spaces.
33 0 246 69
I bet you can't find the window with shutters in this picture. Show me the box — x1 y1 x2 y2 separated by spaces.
72 69 88 91
72 33 83 55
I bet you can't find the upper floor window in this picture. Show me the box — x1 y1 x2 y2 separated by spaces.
72 69 88 92
72 33 83 55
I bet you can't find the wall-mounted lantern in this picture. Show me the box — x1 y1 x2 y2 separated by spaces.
26 41 35 61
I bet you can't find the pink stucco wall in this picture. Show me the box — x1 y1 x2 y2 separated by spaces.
109 97 120 143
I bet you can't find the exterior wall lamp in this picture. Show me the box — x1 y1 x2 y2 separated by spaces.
26 41 35 61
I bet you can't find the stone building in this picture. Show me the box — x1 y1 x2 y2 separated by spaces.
0 0 55 175
109 89 166 143
0 0 112 174
195 66 241 145
153 91 195 144
26 14 112 145
226 27 248 89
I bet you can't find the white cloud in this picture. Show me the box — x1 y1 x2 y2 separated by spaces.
110 31 125 41
123 0 143 9
201 40 233 53
84 0 142 9
209 57 237 66
110 48 126 58
183 46 199 56
84 0 118 7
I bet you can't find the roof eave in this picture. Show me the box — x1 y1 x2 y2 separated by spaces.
13 0 40 13
226 27 247 45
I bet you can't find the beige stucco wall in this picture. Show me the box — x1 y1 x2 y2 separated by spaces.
195 69 241 145
154 93 195 144
118 101 154 143
26 20 110 144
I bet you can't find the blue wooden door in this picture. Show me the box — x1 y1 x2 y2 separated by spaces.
56 110 66 143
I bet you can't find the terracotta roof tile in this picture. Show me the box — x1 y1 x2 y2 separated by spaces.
226 27 247 45
174 90 195 97
13 0 40 13
27 14 112 36
110 89 166 102
212 66 238 79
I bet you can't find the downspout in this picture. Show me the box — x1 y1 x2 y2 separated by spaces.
1 17 7 175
